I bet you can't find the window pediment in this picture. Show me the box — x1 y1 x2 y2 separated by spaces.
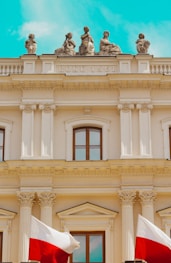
57 202 117 218
0 208 16 219
157 207 171 217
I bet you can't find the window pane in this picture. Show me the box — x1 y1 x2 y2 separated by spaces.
75 129 86 145
75 148 86 160
90 147 100 160
72 235 86 263
90 235 103 262
90 130 100 145
0 131 3 146
0 149 2 162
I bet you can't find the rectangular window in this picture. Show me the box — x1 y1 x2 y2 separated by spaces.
73 127 102 161
169 127 171 159
0 129 5 161
0 232 3 262
70 232 105 263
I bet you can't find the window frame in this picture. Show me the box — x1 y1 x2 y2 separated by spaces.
70 231 105 263
0 128 5 161
73 127 102 161
0 232 2 262
0 120 12 161
161 118 171 159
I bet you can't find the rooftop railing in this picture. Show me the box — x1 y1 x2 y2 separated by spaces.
0 54 171 75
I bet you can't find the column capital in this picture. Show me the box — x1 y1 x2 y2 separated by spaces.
136 103 153 111
118 190 136 204
17 192 35 207
19 104 37 111
117 103 134 111
139 190 156 204
37 192 56 207
39 104 56 112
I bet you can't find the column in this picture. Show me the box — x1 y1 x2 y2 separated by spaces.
119 190 136 262
136 103 153 157
139 190 156 223
118 103 134 158
37 192 56 227
20 104 36 158
39 104 56 159
17 192 35 262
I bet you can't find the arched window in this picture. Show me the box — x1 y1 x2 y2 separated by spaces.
161 118 171 159
65 116 110 161
0 129 5 161
73 127 102 160
0 120 12 161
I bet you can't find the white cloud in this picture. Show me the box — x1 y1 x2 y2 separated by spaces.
18 0 171 56
18 21 57 38
124 21 171 57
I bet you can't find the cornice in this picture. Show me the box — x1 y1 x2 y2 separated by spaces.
1 159 171 177
0 74 171 91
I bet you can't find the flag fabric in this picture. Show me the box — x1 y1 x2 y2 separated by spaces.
135 214 171 263
29 216 80 263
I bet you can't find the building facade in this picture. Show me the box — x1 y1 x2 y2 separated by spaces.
1 53 171 263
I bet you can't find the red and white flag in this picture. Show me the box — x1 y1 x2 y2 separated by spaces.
29 216 80 263
135 214 171 263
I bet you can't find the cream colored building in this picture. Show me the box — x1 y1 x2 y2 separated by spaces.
1 54 171 263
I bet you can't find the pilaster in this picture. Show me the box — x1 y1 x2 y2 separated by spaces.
136 103 153 157
20 104 36 159
118 103 134 158
39 104 56 158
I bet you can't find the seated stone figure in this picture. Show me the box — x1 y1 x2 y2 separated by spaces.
55 32 76 56
25 34 37 54
136 33 150 54
79 26 94 56
99 31 122 55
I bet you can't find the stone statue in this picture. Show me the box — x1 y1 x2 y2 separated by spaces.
99 31 122 55
55 32 76 56
25 33 37 54
79 26 94 56
136 33 150 54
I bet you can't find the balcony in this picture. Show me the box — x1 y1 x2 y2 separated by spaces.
0 54 171 75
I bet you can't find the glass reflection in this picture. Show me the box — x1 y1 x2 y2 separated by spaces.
72 235 86 263
90 235 103 262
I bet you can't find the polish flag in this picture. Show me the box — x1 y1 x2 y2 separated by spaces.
135 214 171 263
29 216 80 263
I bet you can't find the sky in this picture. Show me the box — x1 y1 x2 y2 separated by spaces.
1 0 171 58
